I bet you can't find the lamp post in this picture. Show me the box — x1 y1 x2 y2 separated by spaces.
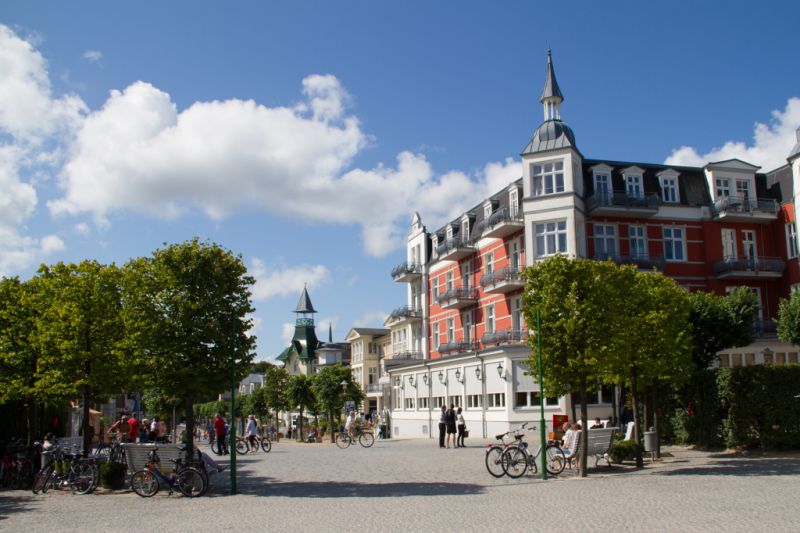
230 321 237 495
537 309 547 481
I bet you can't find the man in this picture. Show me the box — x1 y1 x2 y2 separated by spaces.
344 411 356 437
438 405 446 448
213 413 228 454
127 414 140 443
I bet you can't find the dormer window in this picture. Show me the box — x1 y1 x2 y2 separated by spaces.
432 235 439 257
509 188 519 217
446 226 453 241
531 161 564 197
461 219 470 244
483 202 493 219
625 175 643 198
658 170 680 203
735 179 751 205
715 178 730 198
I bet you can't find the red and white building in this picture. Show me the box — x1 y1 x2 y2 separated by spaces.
385 51 800 439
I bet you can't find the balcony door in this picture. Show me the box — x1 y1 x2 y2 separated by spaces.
595 174 611 204
721 229 737 261
742 230 756 267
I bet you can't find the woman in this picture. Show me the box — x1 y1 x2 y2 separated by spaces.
444 404 457 448
246 414 258 449
456 407 467 448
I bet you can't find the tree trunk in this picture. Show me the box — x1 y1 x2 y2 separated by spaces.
298 407 304 442
329 409 335 443
579 377 589 478
570 393 577 426
185 395 195 460
611 385 618 427
653 386 661 459
630 369 644 469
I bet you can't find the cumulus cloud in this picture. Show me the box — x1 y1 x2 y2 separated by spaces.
250 259 330 301
317 315 340 340
354 310 390 328
665 98 800 170
82 50 102 63
280 323 294 345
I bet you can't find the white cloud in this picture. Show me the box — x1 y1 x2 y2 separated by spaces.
665 98 800 170
353 310 389 328
317 315 340 340
250 259 330 301
74 222 90 236
40 234 65 254
82 50 102 63
280 323 294 345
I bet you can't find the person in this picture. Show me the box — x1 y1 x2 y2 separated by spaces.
561 422 576 454
376 413 383 439
444 404 457 448
590 417 603 429
345 411 356 437
456 407 466 448
438 405 446 448
127 414 140 443
41 432 56 468
139 419 149 443
246 414 258 449
307 427 317 443
151 416 166 443
213 413 228 454
106 415 128 441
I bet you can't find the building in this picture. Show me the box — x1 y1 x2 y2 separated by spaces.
386 50 800 439
345 327 390 416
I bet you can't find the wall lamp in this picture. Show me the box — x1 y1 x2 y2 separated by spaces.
475 366 482 381
497 362 505 379
438 370 446 384
408 375 416 387
422 374 429 385
455 368 463 383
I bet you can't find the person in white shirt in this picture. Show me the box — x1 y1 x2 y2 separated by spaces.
246 414 258 449
344 411 356 437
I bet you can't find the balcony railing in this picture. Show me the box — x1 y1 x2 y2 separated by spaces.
436 287 479 309
388 306 422 321
479 267 525 293
593 253 666 271
390 351 423 360
480 329 526 346
438 341 477 355
435 238 476 261
391 262 423 282
365 384 383 393
712 257 785 278
753 319 777 338
712 195 779 219
476 207 524 238
586 192 660 216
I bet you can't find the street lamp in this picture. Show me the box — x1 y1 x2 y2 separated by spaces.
455 369 462 383
475 366 482 381
422 374 428 385
497 362 505 379
408 375 416 387
438 370 446 384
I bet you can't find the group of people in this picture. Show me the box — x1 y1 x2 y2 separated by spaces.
437 405 467 448
107 413 167 443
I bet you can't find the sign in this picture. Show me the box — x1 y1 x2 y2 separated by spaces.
553 414 568 428
345 401 356 412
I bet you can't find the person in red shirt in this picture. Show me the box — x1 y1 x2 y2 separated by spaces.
127 415 140 443
213 413 228 455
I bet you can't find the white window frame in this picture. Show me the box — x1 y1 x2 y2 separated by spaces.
625 175 643 199
722 228 737 260
446 271 454 291
534 220 568 258
461 219 470 244
461 261 472 288
594 224 617 259
432 321 440 350
486 304 495 334
715 178 730 198
663 226 686 262
628 225 647 259
786 222 799 259
462 311 472 343
660 175 680 203
509 188 519 217
488 393 506 408
531 160 565 197
446 317 455 343
485 251 494 274
512 297 523 332
509 239 521 269
742 230 756 259
467 394 482 409
483 202 492 219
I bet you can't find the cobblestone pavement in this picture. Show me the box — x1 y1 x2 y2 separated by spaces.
2 437 799 532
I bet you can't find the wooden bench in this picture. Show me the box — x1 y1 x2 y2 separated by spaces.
586 428 616 467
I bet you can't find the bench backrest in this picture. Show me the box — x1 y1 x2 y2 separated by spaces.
564 430 582 458
586 428 616 454
123 443 183 471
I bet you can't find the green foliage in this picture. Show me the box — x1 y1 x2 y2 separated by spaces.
609 440 642 463
285 374 315 439
263 364 290 415
688 288 758 370
777 290 800 346
99 461 126 489
670 369 725 448
0 277 40 405
311 365 364 442
243 386 270 421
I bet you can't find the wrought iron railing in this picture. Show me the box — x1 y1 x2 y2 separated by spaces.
480 329 526 346
438 341 477 355
476 207 523 234
479 267 523 288
388 306 422 321
712 257 785 276
436 238 476 257
391 262 422 279
586 191 660 211
712 195 779 216
391 351 423 360
436 287 479 305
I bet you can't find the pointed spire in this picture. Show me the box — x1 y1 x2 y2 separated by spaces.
294 284 317 314
540 49 564 121
328 323 333 343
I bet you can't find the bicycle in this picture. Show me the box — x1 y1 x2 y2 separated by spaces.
236 435 271 454
335 427 375 449
501 426 565 478
485 425 524 478
33 446 98 495
130 447 206 497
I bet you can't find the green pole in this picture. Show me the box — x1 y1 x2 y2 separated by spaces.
230 322 237 495
537 309 547 480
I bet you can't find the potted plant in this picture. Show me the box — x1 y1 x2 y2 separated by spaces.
99 461 126 490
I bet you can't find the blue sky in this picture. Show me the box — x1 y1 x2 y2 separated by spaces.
1 1 799 360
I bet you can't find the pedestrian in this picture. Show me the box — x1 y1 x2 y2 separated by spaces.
138 419 148 443
213 413 228 455
438 405 446 448
445 404 457 448
345 411 356 437
246 414 258 449
126 414 140 443
376 413 383 439
456 407 466 448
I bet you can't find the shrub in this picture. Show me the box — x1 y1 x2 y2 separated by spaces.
99 461 126 490
609 440 641 463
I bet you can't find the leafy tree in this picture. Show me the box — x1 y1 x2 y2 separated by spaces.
263 364 290 427
689 287 758 370
777 289 800 346
285 374 315 440
121 239 256 458
243 386 270 423
34 261 127 453
249 360 271 374
312 364 365 442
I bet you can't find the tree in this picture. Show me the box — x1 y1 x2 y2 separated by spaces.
312 364 365 442
121 239 256 458
285 374 315 440
34 261 127 454
243 386 270 423
688 287 758 370
263 364 290 428
777 289 800 346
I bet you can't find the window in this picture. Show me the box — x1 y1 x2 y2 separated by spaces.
484 202 492 219
742 230 756 260
715 178 730 198
485 304 495 334
509 188 519 217
594 224 616 259
718 354 729 368
514 392 559 408
446 226 453 241
368 367 377 385
432 321 439 350
786 223 799 259
404 398 416 410
432 278 438 300
448 395 462 408
736 179 751 204
446 318 455 343
432 236 438 257
462 311 472 343
509 240 521 269
461 261 472 288
434 396 446 408
488 393 506 408
625 175 643 198
485 252 494 274
461 219 470 244
532 161 565 196
419 397 429 409
594 173 611 202
721 228 736 260
629 225 646 259
446 271 454 291
467 394 482 409
535 220 568 258
546 397 558 406
660 176 679 203
512 297 522 332
663 226 685 261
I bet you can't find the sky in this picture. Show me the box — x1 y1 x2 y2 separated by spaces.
1 1 799 361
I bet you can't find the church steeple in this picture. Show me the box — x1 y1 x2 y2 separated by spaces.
540 48 563 122
294 284 317 325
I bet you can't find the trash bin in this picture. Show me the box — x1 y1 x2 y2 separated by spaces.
643 431 658 452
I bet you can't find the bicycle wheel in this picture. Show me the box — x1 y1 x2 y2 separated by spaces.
485 446 506 478
335 433 351 449
176 467 206 497
131 470 159 497
210 440 220 455
502 446 528 478
260 438 271 453
32 464 53 494
545 444 566 475
359 432 375 448
71 462 96 495
235 440 248 455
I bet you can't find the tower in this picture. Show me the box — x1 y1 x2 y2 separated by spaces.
276 285 321 376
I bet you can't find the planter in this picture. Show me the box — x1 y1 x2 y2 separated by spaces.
99 461 126 490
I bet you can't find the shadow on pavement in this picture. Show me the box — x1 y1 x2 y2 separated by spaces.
238 479 485 498
0 493 35 521
654 457 800 477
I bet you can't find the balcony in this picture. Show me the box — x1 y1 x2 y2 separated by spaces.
586 192 660 218
480 329 527 347
365 384 383 395
438 340 477 356
436 287 479 310
391 262 423 283
387 350 423 361
753 320 777 339
386 306 422 326
480 267 525 294
712 195 779 223
476 207 524 239
435 238 476 262
712 257 785 280
594 253 666 272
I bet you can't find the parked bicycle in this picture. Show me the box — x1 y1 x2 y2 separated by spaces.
235 435 271 454
93 439 126 464
130 447 206 497
501 425 565 478
32 445 99 495
485 426 521 478
0 439 35 490
335 427 374 449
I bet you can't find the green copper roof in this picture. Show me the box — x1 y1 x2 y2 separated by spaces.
276 345 295 362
